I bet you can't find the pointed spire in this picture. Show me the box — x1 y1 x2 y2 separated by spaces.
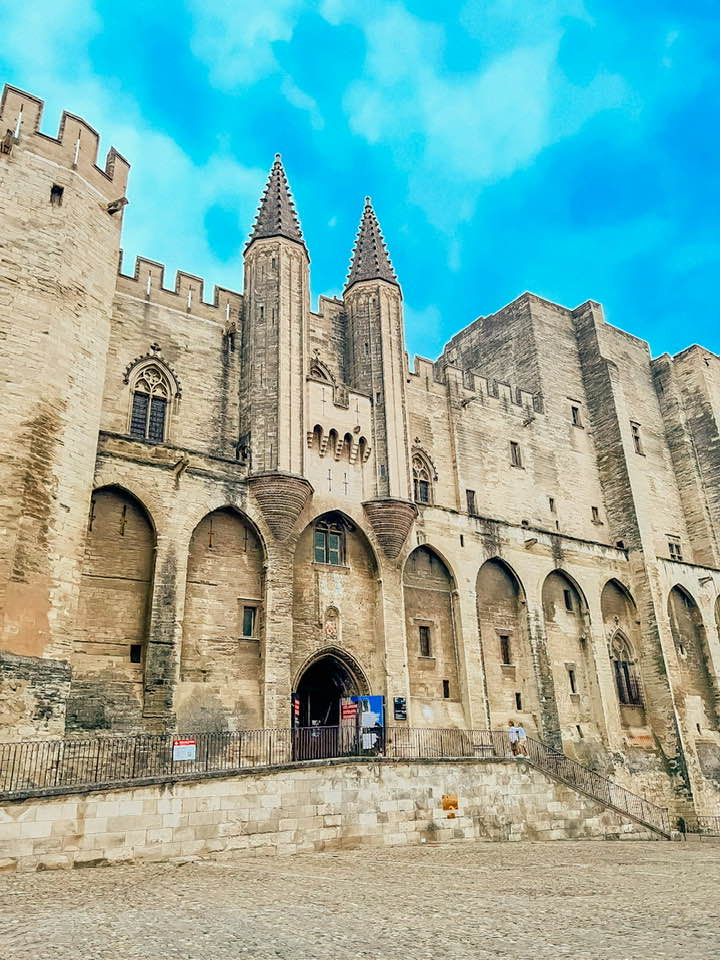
246 154 305 251
345 197 399 293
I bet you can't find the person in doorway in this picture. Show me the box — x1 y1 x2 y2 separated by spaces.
507 719 519 756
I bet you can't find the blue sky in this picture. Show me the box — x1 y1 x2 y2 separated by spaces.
1 1 718 360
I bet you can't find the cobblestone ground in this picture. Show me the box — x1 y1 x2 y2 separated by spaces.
2 839 719 960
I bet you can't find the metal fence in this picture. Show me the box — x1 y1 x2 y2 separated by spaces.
0 726 671 836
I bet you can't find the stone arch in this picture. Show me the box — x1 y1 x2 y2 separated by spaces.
294 645 370 699
668 585 719 734
292 511 383 711
541 569 605 751
601 579 646 724
68 485 156 732
403 545 462 725
476 558 539 733
177 506 265 732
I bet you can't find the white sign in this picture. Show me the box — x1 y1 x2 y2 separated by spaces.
173 738 196 762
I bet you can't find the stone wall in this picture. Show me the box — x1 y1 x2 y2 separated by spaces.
0 757 658 873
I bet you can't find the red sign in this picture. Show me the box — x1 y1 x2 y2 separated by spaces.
341 702 358 719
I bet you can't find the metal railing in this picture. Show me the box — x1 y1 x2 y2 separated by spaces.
522 736 671 836
0 726 670 835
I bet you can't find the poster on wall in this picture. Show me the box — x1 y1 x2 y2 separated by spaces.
351 695 384 751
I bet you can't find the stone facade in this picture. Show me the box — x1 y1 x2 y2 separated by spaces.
2 85 720 819
0 757 657 873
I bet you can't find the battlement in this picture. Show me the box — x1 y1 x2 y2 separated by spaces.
408 355 543 415
116 255 243 327
0 85 129 200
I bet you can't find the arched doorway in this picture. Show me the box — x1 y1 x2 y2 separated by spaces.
294 651 367 727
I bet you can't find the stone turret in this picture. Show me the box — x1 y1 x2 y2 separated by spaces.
242 156 313 538
344 199 415 555
0 85 129 663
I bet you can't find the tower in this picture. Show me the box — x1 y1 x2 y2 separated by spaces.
344 199 416 556
0 86 129 666
242 155 313 539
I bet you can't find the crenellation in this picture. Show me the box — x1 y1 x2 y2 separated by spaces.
118 255 243 325
0 85 129 199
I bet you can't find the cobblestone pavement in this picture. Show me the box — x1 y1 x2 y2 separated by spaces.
2 840 719 960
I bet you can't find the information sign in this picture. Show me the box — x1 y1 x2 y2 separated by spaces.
172 738 196 762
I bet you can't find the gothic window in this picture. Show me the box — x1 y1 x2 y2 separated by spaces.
611 634 642 706
129 365 171 443
412 453 433 505
314 519 345 566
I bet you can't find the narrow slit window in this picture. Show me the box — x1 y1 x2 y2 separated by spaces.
630 422 644 455
568 668 577 694
510 441 522 467
466 489 476 515
50 184 64 206
129 644 142 664
563 588 574 612
418 625 432 658
515 691 522 711
500 635 512 665
442 679 450 699
591 506 600 524
549 497 556 514
571 405 582 427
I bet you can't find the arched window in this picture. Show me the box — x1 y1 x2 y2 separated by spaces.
314 517 345 566
129 365 171 443
611 634 642 706
412 453 433 505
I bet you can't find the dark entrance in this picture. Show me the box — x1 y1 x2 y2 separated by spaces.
293 654 364 759
295 654 360 727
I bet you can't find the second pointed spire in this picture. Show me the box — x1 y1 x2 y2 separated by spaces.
247 154 305 250
345 197 399 293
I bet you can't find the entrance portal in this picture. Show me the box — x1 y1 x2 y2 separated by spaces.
294 654 362 728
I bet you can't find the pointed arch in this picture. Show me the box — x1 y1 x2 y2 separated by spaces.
69 485 157 732
125 355 180 444
411 447 437 505
308 356 336 385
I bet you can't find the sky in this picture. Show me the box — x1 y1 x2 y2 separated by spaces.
1 1 718 361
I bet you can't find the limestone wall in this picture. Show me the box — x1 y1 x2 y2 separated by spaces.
0 757 658 873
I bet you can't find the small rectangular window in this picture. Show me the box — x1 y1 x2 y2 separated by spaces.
442 679 450 699
549 497 556 514
515 691 522 711
242 606 256 638
466 489 476 515
50 184 64 206
418 625 432 658
668 539 683 561
568 668 577 694
571 405 582 427
510 441 522 468
500 635 512 665
630 422 644 455
591 506 600 523
576 724 584 739
563 589 574 612
129 644 142 663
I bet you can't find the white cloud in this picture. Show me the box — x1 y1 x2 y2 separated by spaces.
187 0 324 128
335 2 627 231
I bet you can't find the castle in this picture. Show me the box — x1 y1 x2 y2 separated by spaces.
1 84 720 819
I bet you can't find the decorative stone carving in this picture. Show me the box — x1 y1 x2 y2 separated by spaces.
248 472 313 541
362 498 417 559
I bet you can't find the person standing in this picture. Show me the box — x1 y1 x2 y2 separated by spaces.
515 721 529 757
507 719 519 756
